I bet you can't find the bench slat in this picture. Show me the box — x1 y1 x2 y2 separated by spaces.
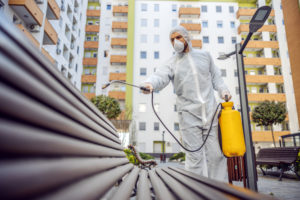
162 168 228 200
0 55 120 143
0 24 117 135
0 119 125 157
155 168 202 200
39 163 133 200
148 170 176 200
137 170 152 200
0 82 123 150
110 167 140 200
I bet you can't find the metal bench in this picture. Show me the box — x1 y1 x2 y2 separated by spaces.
256 147 300 181
0 15 274 200
128 145 157 169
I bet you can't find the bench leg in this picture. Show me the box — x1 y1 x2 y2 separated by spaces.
259 165 266 175
279 168 284 181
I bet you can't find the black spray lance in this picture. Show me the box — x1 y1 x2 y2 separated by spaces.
102 81 222 152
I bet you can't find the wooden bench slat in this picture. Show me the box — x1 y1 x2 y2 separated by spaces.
0 82 123 150
110 167 140 200
0 53 121 144
137 170 152 200
155 168 202 200
162 168 228 200
0 24 117 135
148 170 177 200
0 119 126 157
40 164 133 200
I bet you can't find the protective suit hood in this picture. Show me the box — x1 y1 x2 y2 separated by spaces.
169 26 193 53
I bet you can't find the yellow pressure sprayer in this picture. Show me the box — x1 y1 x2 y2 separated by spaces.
218 97 246 157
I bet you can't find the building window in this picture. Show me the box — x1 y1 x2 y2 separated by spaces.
229 6 234 13
174 105 177 112
203 36 209 44
218 36 224 44
140 51 147 59
202 21 208 28
139 122 146 131
105 35 110 41
172 19 177 27
141 3 147 11
140 68 147 76
154 4 159 12
154 103 159 112
141 34 147 43
106 4 111 10
93 52 98 58
139 103 146 112
172 4 177 12
154 51 159 59
230 21 235 28
217 21 223 28
201 5 207 12
216 6 222 13
221 69 226 77
154 122 159 131
234 69 238 77
154 19 159 27
174 123 179 131
141 18 147 27
82 86 89 93
236 87 239 94
154 35 159 43
232 37 237 44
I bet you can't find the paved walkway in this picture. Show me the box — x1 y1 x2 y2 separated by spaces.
156 160 300 200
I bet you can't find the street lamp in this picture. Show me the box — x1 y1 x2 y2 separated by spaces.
217 6 271 191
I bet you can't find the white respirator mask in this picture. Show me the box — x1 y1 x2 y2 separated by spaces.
173 39 185 53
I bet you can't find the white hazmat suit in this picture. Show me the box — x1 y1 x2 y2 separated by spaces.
144 26 230 182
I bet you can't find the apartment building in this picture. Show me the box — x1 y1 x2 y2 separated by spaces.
0 0 86 90
132 0 298 154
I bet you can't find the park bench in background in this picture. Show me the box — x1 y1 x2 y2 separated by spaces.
0 15 274 199
128 145 157 169
256 147 300 181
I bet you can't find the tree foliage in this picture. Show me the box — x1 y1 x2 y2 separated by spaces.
251 101 287 147
91 95 121 119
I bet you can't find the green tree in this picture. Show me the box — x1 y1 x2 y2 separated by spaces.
251 101 287 147
91 95 121 119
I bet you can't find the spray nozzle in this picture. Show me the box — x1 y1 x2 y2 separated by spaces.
225 94 229 102
140 86 150 92
102 83 111 90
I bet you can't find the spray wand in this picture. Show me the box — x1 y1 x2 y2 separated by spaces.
102 81 222 152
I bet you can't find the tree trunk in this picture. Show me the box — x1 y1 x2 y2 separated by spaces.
270 125 276 147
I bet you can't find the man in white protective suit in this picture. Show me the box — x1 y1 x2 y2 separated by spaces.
141 26 232 182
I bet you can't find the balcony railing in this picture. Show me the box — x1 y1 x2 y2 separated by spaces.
180 23 201 33
84 41 99 49
112 22 128 31
41 48 55 64
248 93 286 102
113 6 128 16
83 93 96 100
81 75 96 83
244 57 281 66
87 10 101 17
179 7 200 17
245 75 284 84
85 25 100 33
236 8 275 19
83 58 98 66
238 24 277 34
16 24 39 47
47 0 60 19
111 38 127 48
242 41 279 50
110 55 127 64
108 91 125 100
109 73 126 81
191 40 202 48
43 19 58 45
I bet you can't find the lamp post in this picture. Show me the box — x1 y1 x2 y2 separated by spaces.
218 6 271 191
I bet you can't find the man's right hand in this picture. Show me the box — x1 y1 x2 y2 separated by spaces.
141 83 153 94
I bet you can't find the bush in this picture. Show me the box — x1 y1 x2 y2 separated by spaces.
123 148 154 165
169 152 185 162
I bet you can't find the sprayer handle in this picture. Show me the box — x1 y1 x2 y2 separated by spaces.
140 86 151 92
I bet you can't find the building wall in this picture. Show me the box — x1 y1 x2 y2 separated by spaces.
281 0 300 129
1 0 86 90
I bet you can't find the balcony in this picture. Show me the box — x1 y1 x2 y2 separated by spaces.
180 23 201 33
85 25 100 33
16 24 39 47
252 131 290 142
43 19 58 44
84 41 99 49
110 55 127 64
83 58 98 66
111 38 127 48
244 58 281 67
191 40 202 48
9 0 43 26
246 75 283 84
238 24 276 35
108 91 125 100
41 48 55 64
81 75 96 83
83 93 95 100
112 22 128 31
87 10 101 17
236 8 275 20
113 6 128 16
248 93 286 102
109 73 126 81
242 41 279 51
47 0 60 19
179 7 200 17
